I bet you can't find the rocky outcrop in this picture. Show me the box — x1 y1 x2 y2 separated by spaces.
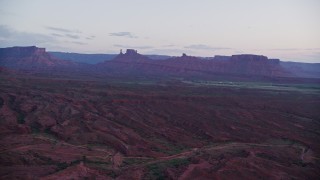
111 49 150 62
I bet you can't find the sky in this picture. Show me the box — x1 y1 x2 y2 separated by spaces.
0 0 319 62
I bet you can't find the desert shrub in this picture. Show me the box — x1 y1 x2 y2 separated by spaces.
146 158 190 180
0 97 4 108
56 162 68 171
17 113 25 124
31 122 41 133
70 159 81 165
121 158 150 166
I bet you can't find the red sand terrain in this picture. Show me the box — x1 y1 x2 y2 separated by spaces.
0 70 319 179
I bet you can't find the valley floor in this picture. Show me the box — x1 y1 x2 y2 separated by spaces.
0 73 319 179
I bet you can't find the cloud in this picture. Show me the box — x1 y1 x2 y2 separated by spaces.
269 48 299 51
47 27 96 41
109 32 137 38
51 33 64 37
185 44 213 50
0 25 12 37
270 48 320 51
162 44 176 47
0 9 16 16
185 44 231 51
0 25 56 47
49 30 94 41
45 26 81 34
86 35 95 40
114 44 153 49
70 41 87 45
65 34 80 39
146 48 195 56
46 26 83 40
234 50 245 54
304 48 320 51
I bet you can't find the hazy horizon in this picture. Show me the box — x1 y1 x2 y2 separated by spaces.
0 0 319 63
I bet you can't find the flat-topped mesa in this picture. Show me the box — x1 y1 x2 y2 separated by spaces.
0 46 48 58
230 54 280 65
231 54 268 61
0 46 75 69
172 53 199 61
125 49 138 55
225 54 287 76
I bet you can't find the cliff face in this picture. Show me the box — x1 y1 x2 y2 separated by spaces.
98 50 290 77
227 55 286 76
160 54 287 76
0 46 75 69
0 46 47 58
230 55 280 66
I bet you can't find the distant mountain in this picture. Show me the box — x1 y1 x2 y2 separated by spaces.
280 61 320 78
49 51 171 64
147 54 172 60
1 46 319 78
211 55 320 78
212 55 231 61
99 50 291 77
0 46 78 69
49 52 117 64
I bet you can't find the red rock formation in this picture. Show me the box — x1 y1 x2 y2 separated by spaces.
100 51 290 77
0 46 46 58
227 54 286 76
112 49 150 62
0 46 76 69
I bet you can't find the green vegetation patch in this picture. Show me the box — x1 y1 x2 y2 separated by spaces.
145 158 190 180
121 158 151 166
182 80 320 94
149 138 188 155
